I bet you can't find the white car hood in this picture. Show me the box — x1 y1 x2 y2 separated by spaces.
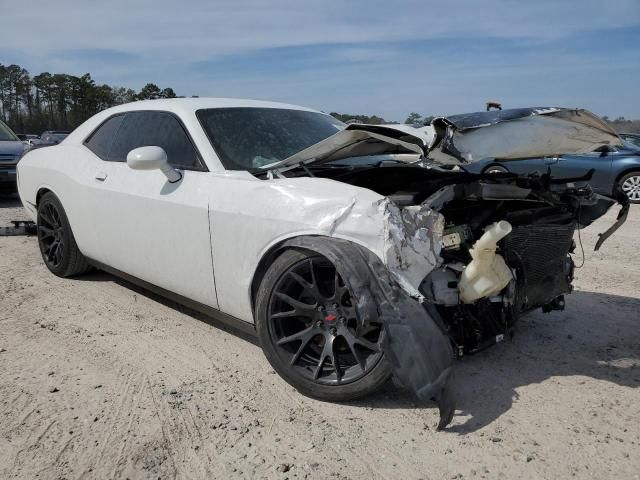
262 107 621 170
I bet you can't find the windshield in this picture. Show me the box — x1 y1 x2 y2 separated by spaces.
197 107 344 170
0 121 19 141
622 135 640 151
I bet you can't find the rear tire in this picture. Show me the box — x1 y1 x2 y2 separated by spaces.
256 249 391 401
37 192 91 277
619 171 640 204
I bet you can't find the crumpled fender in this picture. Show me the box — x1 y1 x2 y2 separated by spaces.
282 236 456 429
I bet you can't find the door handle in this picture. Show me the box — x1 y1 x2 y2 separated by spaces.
95 172 108 181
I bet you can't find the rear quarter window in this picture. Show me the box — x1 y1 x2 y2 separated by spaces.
84 115 125 159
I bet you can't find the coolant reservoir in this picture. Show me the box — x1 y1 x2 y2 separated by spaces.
458 221 513 304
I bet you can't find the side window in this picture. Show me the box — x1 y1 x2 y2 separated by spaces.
84 115 125 159
108 111 202 170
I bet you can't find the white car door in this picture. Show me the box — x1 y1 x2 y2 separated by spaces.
82 111 219 308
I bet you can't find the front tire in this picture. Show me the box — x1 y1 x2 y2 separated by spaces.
619 171 640 204
37 192 91 277
256 249 391 401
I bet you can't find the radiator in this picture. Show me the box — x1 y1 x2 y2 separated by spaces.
501 222 576 311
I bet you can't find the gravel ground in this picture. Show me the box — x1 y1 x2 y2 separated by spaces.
0 191 638 480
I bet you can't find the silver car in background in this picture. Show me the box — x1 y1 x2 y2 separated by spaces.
0 119 27 193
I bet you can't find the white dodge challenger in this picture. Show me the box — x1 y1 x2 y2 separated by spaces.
17 98 627 429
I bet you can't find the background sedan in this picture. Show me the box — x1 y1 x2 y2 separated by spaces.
29 131 70 150
463 142 640 203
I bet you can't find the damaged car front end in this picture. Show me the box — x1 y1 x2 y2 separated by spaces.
253 107 627 429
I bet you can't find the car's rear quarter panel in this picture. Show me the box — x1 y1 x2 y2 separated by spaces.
18 144 99 258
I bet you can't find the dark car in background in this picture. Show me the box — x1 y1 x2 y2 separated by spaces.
30 131 70 150
463 141 640 203
0 119 27 193
16 133 39 146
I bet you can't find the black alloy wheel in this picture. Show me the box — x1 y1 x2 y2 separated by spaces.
256 249 391 401
36 192 90 277
38 200 65 269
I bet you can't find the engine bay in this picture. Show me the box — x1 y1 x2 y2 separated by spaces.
276 162 619 355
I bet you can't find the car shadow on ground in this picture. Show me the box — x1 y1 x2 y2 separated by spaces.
78 270 261 346
77 270 639 433
357 290 640 432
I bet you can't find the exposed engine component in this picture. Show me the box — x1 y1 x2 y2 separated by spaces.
441 224 472 251
458 221 513 304
420 267 460 306
502 222 576 311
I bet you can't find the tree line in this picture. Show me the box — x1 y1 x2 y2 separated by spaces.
2 62 638 135
0 63 177 134
329 111 433 125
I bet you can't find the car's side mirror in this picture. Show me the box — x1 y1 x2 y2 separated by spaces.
126 146 182 183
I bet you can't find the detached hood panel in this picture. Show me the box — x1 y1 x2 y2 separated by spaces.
262 107 621 171
428 107 622 164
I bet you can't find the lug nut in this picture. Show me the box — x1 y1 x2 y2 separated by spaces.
330 327 337 336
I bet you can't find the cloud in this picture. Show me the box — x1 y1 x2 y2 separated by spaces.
1 0 639 119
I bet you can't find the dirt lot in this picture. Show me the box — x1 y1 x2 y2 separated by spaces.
0 192 638 480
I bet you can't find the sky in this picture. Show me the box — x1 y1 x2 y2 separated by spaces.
1 0 639 121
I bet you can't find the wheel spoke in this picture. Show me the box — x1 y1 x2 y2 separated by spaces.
44 240 55 255
345 336 367 371
354 337 381 353
356 324 379 337
313 353 327 380
276 325 316 346
328 342 341 383
288 330 319 366
47 205 59 227
333 270 352 303
288 270 321 299
270 309 307 319
54 243 63 264
39 208 54 227
38 225 55 239
50 205 61 227
274 291 317 312
45 242 56 262
307 259 318 292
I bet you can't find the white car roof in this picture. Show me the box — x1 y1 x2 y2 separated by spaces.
107 97 319 115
